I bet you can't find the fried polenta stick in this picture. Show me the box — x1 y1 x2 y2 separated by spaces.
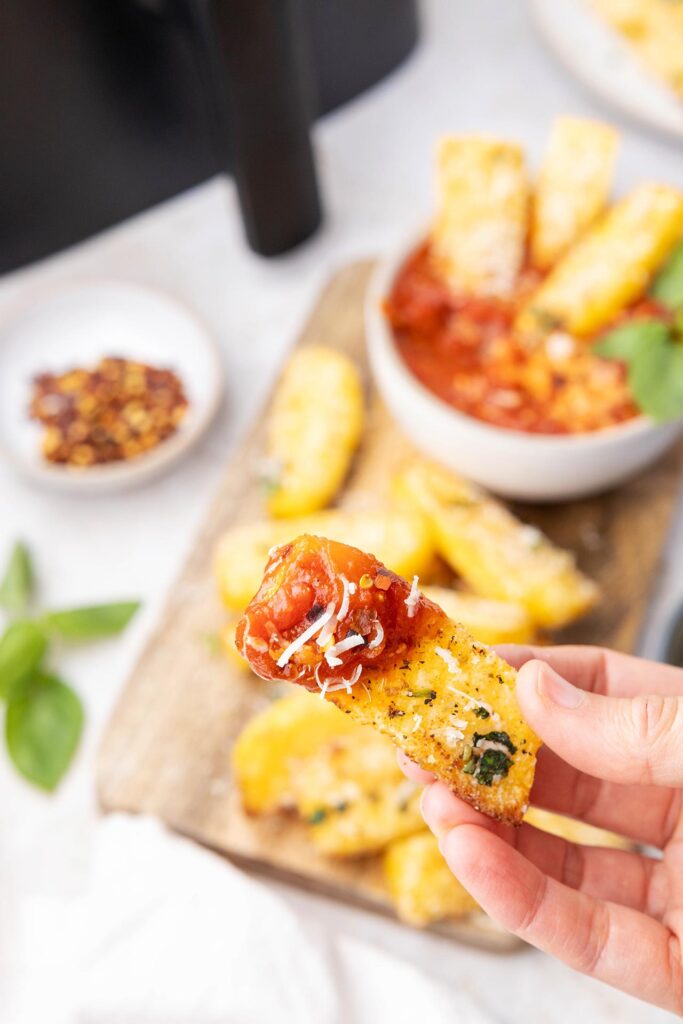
394 461 598 629
291 730 423 856
431 136 529 297
592 0 683 97
263 346 364 518
232 690 359 814
237 535 540 825
531 117 619 270
214 506 434 611
383 831 479 926
517 183 683 337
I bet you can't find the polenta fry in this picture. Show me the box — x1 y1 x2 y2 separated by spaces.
292 730 423 856
264 346 364 518
232 690 359 814
214 506 434 611
383 831 479 926
394 461 598 629
518 183 683 337
432 136 529 297
237 535 541 825
531 116 619 270
422 586 535 646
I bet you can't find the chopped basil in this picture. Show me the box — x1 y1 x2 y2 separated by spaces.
307 808 327 825
475 749 512 786
462 754 477 775
473 706 490 719
473 730 517 754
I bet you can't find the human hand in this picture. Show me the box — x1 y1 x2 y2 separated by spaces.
399 645 683 1015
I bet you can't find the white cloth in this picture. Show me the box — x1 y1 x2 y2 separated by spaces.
74 816 493 1024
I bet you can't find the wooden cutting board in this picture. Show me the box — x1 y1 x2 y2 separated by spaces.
97 261 683 950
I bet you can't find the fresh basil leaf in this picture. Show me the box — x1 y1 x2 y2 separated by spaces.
43 601 140 641
0 621 47 701
651 242 683 311
594 319 669 363
0 542 34 616
630 336 683 423
5 672 83 791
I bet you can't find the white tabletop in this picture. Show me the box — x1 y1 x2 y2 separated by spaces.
1 2 682 1021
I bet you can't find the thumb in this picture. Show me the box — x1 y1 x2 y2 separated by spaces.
516 659 683 787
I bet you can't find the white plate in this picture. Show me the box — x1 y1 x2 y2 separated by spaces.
0 281 223 493
531 0 683 141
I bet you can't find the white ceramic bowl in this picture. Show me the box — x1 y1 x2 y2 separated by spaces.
366 233 683 502
0 281 224 494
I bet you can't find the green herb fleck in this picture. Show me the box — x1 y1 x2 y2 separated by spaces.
462 754 477 775
408 688 436 701
307 808 327 825
474 706 490 719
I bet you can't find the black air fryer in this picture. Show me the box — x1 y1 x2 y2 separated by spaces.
0 0 419 271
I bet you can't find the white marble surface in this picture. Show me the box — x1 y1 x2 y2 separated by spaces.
1 1 682 1020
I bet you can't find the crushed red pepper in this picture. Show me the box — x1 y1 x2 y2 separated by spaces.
28 356 188 467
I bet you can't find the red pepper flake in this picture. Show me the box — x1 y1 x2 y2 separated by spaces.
28 356 189 467
373 571 392 591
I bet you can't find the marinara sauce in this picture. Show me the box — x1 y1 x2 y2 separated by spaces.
384 242 659 435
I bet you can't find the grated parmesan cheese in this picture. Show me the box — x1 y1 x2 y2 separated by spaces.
324 633 365 667
368 620 384 650
276 602 336 668
405 575 420 618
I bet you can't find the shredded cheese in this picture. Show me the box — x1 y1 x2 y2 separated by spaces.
435 646 462 675
444 726 464 747
337 576 356 622
276 602 336 668
324 633 365 667
368 620 384 650
405 575 420 618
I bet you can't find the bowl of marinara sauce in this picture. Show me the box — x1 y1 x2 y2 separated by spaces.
365 231 683 502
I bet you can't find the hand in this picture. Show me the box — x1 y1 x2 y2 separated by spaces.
399 645 683 1015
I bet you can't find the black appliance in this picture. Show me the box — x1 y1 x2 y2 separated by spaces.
0 0 419 272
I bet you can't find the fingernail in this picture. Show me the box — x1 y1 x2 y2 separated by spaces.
538 665 584 709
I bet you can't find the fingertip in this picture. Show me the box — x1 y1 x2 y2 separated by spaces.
515 658 544 715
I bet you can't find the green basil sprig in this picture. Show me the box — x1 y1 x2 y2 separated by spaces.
0 541 140 790
595 243 683 424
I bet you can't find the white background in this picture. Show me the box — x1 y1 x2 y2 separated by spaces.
1 2 682 1021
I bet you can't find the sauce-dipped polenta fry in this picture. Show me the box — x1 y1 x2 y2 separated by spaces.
237 535 540 825
394 461 598 629
263 346 363 518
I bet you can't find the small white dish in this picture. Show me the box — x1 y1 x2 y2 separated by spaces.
531 0 683 142
0 281 223 493
365 230 683 502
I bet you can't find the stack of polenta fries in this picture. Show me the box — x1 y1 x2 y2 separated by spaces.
210 325 621 926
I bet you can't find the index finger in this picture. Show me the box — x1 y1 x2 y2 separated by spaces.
495 644 683 699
